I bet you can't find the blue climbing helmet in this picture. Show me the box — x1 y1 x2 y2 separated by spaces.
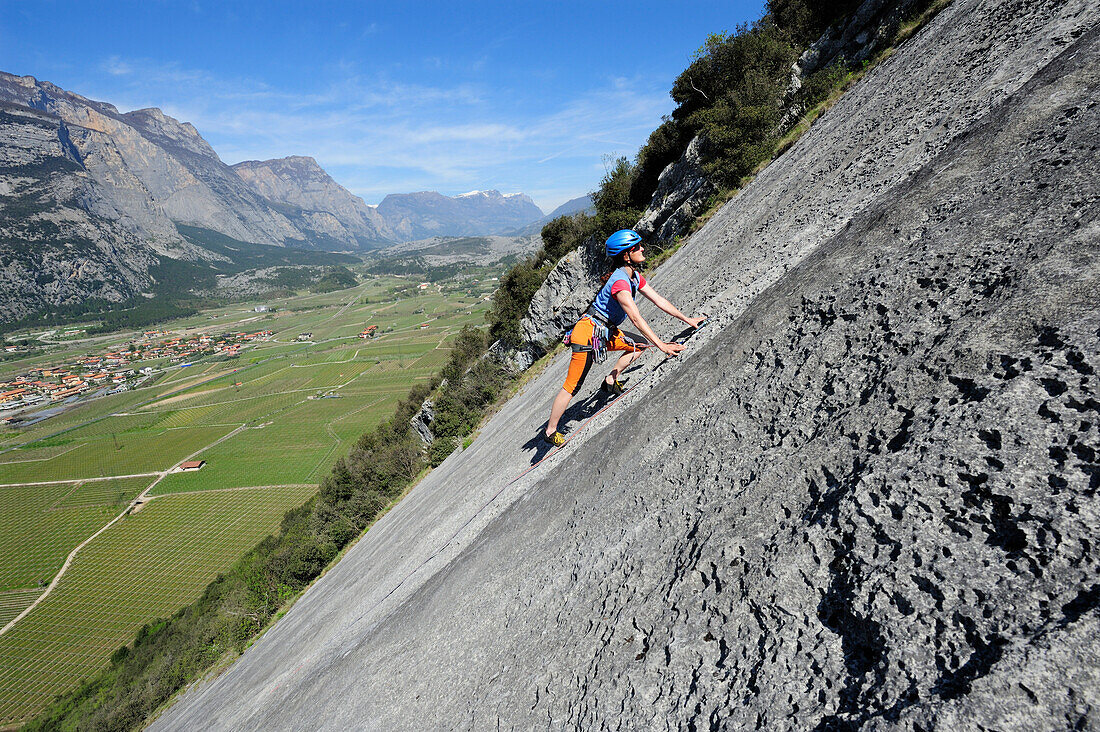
605 229 642 258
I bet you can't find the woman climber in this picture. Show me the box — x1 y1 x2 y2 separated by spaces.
543 228 707 446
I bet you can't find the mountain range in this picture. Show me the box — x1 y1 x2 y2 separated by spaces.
0 71 548 323
377 189 543 241
230 156 392 248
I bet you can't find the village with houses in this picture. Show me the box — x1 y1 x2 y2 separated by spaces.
0 329 274 422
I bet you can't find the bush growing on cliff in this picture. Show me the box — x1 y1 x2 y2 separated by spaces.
535 211 594 268
432 357 510 441
440 325 491 382
486 257 548 347
630 119 692 210
767 0 864 45
591 156 643 234
670 24 802 186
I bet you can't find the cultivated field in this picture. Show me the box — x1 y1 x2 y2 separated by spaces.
0 271 499 726
0 424 237 483
0 476 153 591
0 589 42 630
0 483 318 725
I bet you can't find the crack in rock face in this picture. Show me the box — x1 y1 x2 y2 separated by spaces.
151 1 1100 730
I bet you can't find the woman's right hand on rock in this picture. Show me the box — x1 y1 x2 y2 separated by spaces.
659 341 685 357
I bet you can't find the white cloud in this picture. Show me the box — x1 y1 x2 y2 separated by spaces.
85 55 674 206
101 56 132 76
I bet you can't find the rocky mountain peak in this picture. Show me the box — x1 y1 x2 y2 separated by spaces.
0 72 120 120
235 155 327 181
284 154 320 167
127 107 169 122
122 107 218 158
231 155 392 247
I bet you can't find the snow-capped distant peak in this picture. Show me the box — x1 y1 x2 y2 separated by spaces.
455 190 531 201
458 189 503 199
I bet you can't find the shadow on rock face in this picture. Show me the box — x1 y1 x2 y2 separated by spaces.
521 361 650 465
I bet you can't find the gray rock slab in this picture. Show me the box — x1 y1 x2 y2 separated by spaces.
152 1 1100 729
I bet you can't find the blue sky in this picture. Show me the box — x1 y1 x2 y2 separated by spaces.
1 1 765 212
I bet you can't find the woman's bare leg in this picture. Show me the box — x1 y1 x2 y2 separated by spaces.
546 388 574 435
607 350 641 383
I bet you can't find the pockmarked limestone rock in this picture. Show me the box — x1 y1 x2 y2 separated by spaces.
782 0 927 140
151 1 1100 730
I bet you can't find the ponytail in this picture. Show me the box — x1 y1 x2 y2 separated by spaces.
600 252 630 284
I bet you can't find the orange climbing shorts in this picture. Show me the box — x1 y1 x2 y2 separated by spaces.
562 316 641 395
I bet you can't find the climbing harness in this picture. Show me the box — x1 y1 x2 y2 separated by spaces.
563 311 613 363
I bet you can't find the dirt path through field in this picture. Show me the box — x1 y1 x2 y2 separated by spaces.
0 421 251 636
145 384 232 408
145 483 315 499
0 471 162 489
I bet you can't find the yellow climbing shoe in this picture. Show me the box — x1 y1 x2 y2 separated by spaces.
543 430 566 447
600 378 625 396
